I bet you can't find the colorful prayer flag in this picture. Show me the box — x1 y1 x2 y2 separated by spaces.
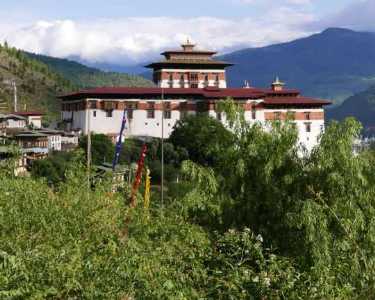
112 109 127 171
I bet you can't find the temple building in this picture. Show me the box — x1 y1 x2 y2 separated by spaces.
60 42 331 151
146 40 231 89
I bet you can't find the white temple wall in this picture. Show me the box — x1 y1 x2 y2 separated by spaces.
62 101 325 151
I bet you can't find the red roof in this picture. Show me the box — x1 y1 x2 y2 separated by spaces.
60 87 331 106
264 97 331 106
61 87 264 99
12 111 44 116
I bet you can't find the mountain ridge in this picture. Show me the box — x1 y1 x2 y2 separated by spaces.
327 84 375 136
0 43 73 119
25 52 154 89
218 27 375 105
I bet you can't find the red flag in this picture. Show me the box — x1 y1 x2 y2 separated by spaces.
130 143 147 207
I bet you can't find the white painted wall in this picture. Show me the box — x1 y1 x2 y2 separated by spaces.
262 108 325 152
76 99 187 139
158 69 227 89
28 116 42 129
6 119 26 128
160 79 226 88
47 135 62 151
62 100 325 151
61 135 78 145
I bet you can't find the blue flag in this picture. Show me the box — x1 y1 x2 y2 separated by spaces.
112 109 127 171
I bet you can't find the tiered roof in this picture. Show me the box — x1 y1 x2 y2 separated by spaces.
146 40 233 70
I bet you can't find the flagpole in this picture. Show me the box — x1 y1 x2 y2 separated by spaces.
161 87 164 210
112 109 127 171
87 104 91 198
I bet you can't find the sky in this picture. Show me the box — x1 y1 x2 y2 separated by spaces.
0 0 373 67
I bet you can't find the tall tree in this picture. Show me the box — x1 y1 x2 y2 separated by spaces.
169 115 234 167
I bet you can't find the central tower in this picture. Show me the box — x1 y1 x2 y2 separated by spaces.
146 40 233 89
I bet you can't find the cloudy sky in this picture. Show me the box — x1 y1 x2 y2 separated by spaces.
0 0 373 66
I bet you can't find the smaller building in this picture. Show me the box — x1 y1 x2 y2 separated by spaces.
0 145 28 176
38 129 62 152
12 111 44 129
61 132 79 152
0 113 27 129
13 131 49 163
94 162 131 192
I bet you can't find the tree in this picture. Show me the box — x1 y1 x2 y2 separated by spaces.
79 133 115 165
120 138 188 184
169 114 234 167
31 151 83 185
180 99 375 297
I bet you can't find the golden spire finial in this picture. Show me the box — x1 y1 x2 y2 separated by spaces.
182 37 195 51
273 76 285 86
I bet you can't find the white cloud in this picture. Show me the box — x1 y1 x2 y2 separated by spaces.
287 0 311 5
0 11 316 66
313 0 375 31
235 0 311 6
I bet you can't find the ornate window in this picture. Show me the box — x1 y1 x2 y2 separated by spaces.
106 110 113 118
127 102 137 119
164 102 172 119
251 107 256 120
147 102 155 119
286 111 295 120
305 122 312 133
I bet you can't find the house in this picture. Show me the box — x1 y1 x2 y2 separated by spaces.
13 131 49 163
12 111 44 129
60 42 331 152
0 113 27 129
61 132 79 152
38 129 62 152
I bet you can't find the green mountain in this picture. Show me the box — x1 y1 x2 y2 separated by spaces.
327 85 375 136
25 52 154 89
220 28 375 105
0 43 154 120
0 43 73 118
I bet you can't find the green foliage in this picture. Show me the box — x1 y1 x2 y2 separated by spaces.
328 85 375 136
180 100 375 298
25 52 154 89
0 42 73 118
1 98 375 299
206 229 299 299
120 138 188 184
79 133 115 165
169 114 234 167
0 42 153 119
30 150 83 185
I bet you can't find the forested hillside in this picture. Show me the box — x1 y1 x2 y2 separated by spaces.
26 52 154 89
219 28 375 105
327 85 375 136
0 42 154 119
0 43 73 118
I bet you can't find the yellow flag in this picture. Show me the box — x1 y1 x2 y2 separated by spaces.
144 168 151 210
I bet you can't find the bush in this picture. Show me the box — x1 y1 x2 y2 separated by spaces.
1 100 375 298
79 133 114 165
